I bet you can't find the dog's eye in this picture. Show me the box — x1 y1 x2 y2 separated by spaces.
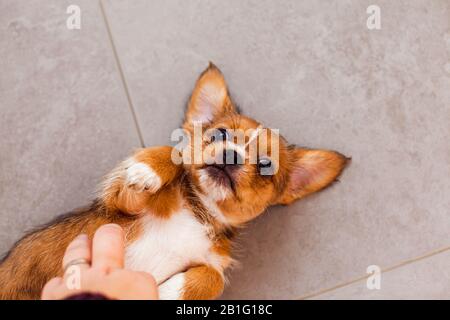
258 158 272 169
211 128 229 142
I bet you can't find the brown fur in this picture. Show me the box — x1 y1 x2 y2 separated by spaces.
102 146 184 218
0 202 141 299
182 266 224 300
0 63 348 300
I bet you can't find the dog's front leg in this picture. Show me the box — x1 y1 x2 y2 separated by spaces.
101 146 183 214
158 265 224 300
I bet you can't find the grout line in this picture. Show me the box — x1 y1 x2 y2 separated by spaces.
297 244 450 300
99 0 146 148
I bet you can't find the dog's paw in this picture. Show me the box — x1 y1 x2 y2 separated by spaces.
158 273 185 300
124 160 162 193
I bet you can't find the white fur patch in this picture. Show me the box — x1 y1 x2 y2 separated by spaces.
158 273 185 300
125 160 161 192
125 208 223 286
197 169 231 201
196 190 229 225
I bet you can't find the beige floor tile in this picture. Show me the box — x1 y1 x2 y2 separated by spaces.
311 249 450 299
0 0 141 255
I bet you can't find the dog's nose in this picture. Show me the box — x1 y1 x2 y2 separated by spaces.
222 149 243 166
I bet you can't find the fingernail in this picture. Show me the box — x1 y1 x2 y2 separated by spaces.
101 224 123 232
76 234 88 241
99 223 123 233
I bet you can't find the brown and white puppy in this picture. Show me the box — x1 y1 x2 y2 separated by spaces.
0 64 348 300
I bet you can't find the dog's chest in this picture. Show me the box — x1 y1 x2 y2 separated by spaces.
124 209 214 284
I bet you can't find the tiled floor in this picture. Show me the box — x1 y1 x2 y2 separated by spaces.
1 0 449 299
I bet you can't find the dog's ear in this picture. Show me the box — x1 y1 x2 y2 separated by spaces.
183 63 236 129
277 148 349 205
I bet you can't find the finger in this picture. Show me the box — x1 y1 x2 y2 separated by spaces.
62 234 91 272
92 224 125 271
41 277 63 300
103 270 158 300
135 271 159 300
135 272 157 288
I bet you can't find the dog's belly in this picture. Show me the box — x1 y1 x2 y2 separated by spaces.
124 209 214 284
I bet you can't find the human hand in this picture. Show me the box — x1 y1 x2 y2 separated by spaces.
41 224 158 300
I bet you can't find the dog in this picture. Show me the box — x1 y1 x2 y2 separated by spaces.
0 64 348 299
